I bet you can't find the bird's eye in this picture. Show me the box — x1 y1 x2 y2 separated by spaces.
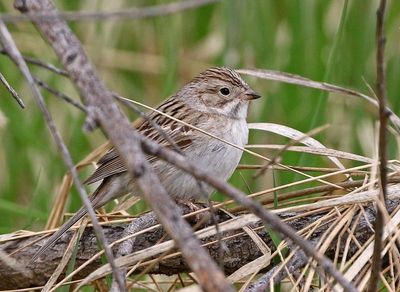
219 87 230 96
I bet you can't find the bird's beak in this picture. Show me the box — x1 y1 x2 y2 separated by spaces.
242 89 261 100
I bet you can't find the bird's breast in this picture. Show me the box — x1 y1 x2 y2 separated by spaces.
155 119 248 200
189 118 248 179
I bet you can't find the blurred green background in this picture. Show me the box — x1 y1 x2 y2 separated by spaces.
0 0 399 233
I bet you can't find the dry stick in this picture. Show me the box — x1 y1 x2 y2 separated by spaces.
14 0 233 291
369 0 389 291
0 70 25 108
0 20 126 292
137 137 357 291
34 77 87 112
0 48 69 76
2 0 220 23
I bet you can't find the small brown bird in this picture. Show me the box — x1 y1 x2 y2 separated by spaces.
31 67 260 262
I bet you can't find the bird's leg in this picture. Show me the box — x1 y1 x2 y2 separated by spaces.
174 200 211 226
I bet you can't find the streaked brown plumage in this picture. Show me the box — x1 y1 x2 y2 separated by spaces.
31 67 260 262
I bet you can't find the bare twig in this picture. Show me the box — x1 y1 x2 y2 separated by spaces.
137 133 357 291
0 49 68 76
1 0 220 22
34 77 87 112
0 19 125 291
14 0 233 291
369 0 388 291
0 71 25 108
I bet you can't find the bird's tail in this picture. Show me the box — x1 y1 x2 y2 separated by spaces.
29 182 108 264
29 206 88 264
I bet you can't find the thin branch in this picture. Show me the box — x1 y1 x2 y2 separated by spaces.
137 131 357 291
34 77 87 112
1 0 220 22
369 0 388 291
0 49 68 76
0 70 25 108
0 19 125 291
14 0 233 291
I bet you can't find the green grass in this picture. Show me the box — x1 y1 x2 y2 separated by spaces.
0 0 399 236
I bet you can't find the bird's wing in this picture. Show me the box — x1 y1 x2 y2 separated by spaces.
84 98 197 185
